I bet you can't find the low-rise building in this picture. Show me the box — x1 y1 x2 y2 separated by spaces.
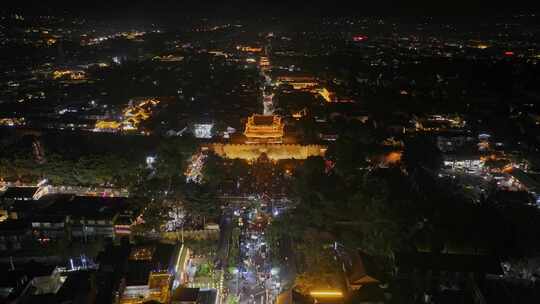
508 169 540 205
1 194 131 247
116 242 188 304
171 287 200 304
443 153 484 173
0 219 32 251
0 187 38 206
0 261 56 303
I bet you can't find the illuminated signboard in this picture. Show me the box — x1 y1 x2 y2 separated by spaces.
193 123 214 139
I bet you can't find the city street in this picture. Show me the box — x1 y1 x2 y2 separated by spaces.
225 46 283 304
226 200 282 304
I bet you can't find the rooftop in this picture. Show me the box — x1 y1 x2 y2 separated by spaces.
1 187 38 200
34 195 129 220
125 243 177 285
171 287 200 302
348 250 382 285
252 115 278 126
129 246 156 261
0 261 55 301
0 219 32 234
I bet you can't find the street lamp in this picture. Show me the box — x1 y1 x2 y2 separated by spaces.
310 290 344 303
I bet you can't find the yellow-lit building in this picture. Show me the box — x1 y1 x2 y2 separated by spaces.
52 70 86 81
94 98 161 133
292 108 308 119
94 120 122 131
210 143 326 160
153 55 184 62
119 272 172 304
236 45 263 53
122 98 160 130
244 115 285 143
260 56 270 67
469 40 491 49
318 87 336 103
118 243 188 304
46 38 57 46
275 75 318 90
0 118 25 127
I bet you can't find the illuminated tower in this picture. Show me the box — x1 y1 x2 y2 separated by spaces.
244 114 284 143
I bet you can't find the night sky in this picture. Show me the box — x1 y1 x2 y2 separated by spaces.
3 0 539 17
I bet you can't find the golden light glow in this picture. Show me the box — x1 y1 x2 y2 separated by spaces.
292 108 308 119
276 76 318 90
175 244 185 273
119 271 172 304
310 291 343 298
53 70 69 79
259 57 270 66
124 31 145 40
210 143 326 160
119 98 161 131
52 70 86 80
121 246 174 304
94 120 122 130
236 45 263 52
153 55 184 62
502 165 514 173
244 114 285 143
0 118 24 126
129 246 155 261
384 151 402 164
318 87 335 103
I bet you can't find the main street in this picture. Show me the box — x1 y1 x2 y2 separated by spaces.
223 39 285 304
226 198 282 304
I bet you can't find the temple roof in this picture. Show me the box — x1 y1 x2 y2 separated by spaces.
244 114 284 143
252 115 277 126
